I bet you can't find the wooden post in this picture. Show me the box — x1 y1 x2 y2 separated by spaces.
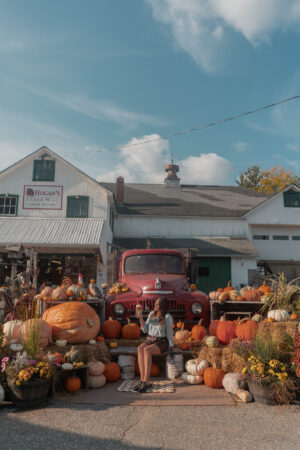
33 251 38 289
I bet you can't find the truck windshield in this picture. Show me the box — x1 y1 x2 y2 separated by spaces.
124 254 184 274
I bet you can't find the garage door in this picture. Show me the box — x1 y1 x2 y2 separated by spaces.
196 257 231 295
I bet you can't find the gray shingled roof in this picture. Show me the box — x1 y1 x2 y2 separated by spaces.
113 237 258 256
100 182 269 217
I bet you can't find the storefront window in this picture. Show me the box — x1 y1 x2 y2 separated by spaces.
0 195 18 216
33 159 55 181
67 196 89 218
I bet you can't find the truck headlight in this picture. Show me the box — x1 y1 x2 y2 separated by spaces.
191 303 202 315
113 303 125 316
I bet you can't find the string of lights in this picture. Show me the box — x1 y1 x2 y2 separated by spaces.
85 94 300 154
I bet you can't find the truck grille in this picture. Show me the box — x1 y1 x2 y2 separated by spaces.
128 298 187 319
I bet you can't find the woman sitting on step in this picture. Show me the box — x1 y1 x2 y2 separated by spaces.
135 297 175 393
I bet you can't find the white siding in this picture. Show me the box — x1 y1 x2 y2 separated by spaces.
0 155 108 219
247 192 300 225
249 225 300 260
231 257 257 288
114 216 247 238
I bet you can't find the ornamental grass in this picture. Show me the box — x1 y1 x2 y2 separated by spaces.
260 272 300 314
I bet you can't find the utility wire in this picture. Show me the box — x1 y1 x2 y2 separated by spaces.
85 94 300 154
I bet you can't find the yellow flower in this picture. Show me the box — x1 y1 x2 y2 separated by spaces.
16 380 21 386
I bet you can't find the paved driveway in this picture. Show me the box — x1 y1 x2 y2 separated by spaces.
1 401 300 450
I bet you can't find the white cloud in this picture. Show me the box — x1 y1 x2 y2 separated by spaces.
233 141 248 152
179 152 233 184
98 134 233 184
146 0 300 70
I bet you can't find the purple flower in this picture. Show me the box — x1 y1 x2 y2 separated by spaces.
1 356 9 373
28 360 36 365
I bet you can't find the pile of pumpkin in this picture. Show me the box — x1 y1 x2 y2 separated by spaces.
181 357 226 389
109 283 129 295
209 280 272 303
101 317 141 348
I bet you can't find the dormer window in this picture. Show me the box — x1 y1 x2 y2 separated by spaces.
283 189 300 207
33 159 55 181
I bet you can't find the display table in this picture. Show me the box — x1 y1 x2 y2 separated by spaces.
210 301 264 321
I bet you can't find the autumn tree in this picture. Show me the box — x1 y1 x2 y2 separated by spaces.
236 165 261 190
236 165 298 194
258 166 299 194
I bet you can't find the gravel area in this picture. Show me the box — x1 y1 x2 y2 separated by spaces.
0 401 299 450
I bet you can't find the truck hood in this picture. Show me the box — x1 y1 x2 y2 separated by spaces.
121 273 189 296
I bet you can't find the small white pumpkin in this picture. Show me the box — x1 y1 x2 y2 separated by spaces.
267 309 290 322
10 342 23 352
181 372 203 385
62 363 73 370
0 384 5 403
185 359 209 376
3 320 23 344
89 339 96 345
56 339 67 347
252 314 262 323
88 374 106 389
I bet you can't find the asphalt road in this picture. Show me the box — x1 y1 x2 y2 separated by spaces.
1 401 300 450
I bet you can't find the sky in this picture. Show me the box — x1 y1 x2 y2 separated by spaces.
0 0 300 185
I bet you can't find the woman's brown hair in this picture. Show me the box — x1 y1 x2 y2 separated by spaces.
154 297 169 323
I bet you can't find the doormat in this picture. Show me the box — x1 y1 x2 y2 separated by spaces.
117 379 175 393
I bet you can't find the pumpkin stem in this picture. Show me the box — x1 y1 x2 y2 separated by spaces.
87 318 94 327
197 318 203 326
220 315 226 322
227 281 231 287
181 324 185 331
109 316 113 321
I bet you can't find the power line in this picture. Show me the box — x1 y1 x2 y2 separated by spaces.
85 94 300 154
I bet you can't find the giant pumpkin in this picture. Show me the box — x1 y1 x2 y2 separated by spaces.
42 301 100 344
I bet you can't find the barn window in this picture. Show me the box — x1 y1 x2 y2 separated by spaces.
273 235 289 240
0 194 18 216
67 196 89 218
253 235 269 240
33 159 55 181
283 190 300 207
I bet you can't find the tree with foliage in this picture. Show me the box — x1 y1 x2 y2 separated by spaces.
236 165 261 190
236 165 298 194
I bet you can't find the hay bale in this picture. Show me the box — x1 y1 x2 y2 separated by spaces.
106 338 146 347
198 346 223 369
221 345 247 373
258 320 298 346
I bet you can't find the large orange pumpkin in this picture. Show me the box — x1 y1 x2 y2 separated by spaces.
191 319 207 342
204 368 226 389
209 319 220 337
235 318 258 341
135 361 159 377
102 317 121 339
122 321 140 339
104 362 121 382
215 316 236 345
42 302 100 344
18 319 52 348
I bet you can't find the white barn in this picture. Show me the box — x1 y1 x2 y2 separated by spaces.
101 164 300 292
0 147 114 287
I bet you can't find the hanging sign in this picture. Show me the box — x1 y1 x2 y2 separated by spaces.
23 185 63 210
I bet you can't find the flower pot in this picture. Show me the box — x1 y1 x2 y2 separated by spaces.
7 378 52 409
247 380 274 405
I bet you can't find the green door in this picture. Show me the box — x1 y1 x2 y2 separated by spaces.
196 257 231 295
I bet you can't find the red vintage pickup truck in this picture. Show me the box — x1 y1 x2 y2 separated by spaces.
105 249 210 329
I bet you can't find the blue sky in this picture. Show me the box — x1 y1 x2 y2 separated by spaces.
0 0 300 185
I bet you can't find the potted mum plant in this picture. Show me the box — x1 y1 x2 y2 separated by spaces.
242 331 298 405
2 352 53 408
